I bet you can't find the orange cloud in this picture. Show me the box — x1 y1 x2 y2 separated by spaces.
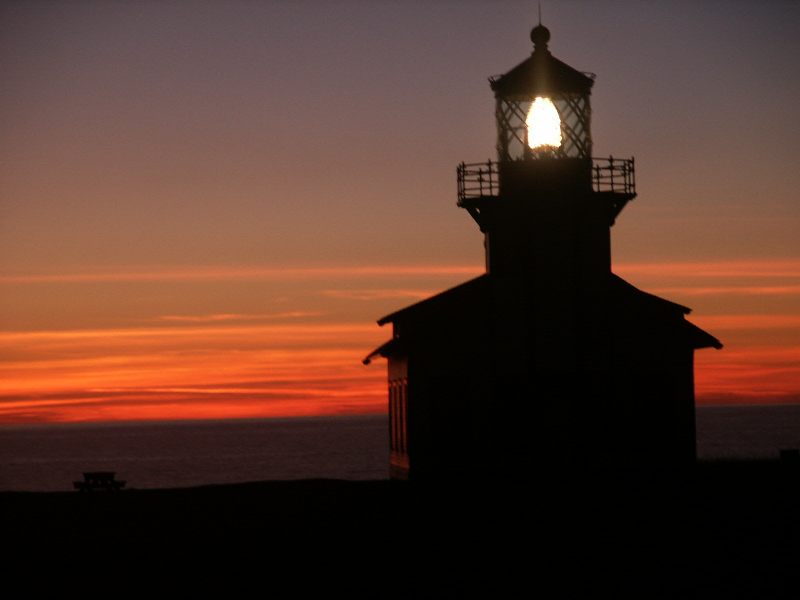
156 311 322 322
322 289 436 301
0 320 389 423
695 345 800 404
2 259 796 285
690 315 800 330
651 285 800 297
615 259 800 279
0 264 483 285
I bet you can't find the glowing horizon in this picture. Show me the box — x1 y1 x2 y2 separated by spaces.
2 257 799 425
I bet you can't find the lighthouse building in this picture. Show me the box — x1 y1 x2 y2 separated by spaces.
364 25 721 480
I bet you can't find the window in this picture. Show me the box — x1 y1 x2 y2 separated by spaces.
389 377 408 456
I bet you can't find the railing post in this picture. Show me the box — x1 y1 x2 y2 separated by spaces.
610 155 615 193
625 160 630 193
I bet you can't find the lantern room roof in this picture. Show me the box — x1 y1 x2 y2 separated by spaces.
490 27 595 98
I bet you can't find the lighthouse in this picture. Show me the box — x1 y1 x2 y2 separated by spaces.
364 24 721 480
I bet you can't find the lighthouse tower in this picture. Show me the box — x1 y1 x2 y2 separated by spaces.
463 23 631 284
365 24 721 480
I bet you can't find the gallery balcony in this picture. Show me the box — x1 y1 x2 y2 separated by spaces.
457 156 636 226
457 156 636 202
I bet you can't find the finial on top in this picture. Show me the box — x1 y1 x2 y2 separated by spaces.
531 23 550 50
531 1 549 50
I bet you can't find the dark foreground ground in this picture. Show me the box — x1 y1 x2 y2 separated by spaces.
3 461 798 597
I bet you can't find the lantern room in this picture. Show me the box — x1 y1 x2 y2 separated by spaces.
490 24 594 162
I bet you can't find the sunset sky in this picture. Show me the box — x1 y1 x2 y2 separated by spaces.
1 1 798 424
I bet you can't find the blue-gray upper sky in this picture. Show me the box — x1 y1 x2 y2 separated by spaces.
2 0 798 273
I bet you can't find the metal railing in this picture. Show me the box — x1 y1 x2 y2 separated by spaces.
592 156 635 195
456 160 499 204
456 156 636 204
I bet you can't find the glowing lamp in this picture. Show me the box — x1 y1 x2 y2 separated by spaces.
526 97 562 150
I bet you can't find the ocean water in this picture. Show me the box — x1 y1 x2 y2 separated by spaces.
0 415 389 492
1 406 798 492
695 404 800 460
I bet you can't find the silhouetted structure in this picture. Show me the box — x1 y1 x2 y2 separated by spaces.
365 24 721 480
73 471 126 492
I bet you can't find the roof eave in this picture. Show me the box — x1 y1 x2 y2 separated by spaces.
362 338 403 365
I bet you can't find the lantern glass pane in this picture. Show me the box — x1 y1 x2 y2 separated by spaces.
496 92 591 161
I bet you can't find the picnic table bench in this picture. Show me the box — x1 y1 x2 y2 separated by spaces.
73 471 126 492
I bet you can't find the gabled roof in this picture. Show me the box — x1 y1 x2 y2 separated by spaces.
608 273 722 350
376 275 490 326
681 319 724 350
609 273 692 315
377 273 693 326
371 271 721 352
362 338 402 366
490 48 595 98
364 276 489 365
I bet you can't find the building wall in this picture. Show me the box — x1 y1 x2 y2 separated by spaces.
400 353 697 477
388 356 409 480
